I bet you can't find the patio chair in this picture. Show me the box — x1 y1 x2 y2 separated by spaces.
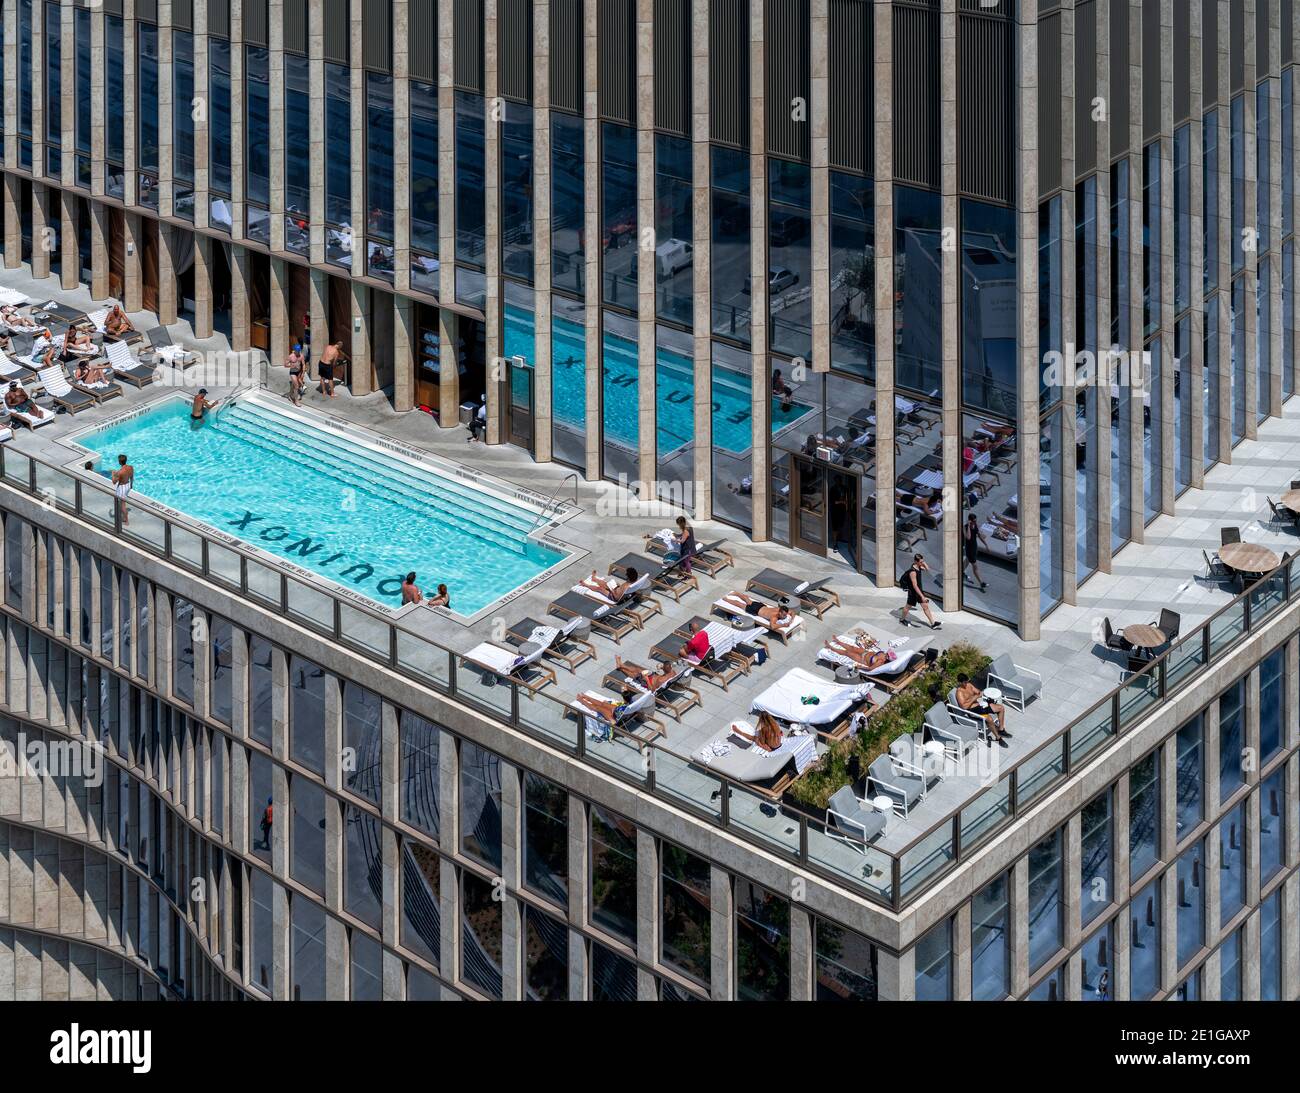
1221 526 1241 546
547 590 639 643
103 340 157 388
745 567 841 618
143 326 199 368
34 366 96 414
1202 549 1234 583
64 364 124 405
642 534 735 577
826 786 886 850
462 641 557 694
608 552 699 602
890 734 944 788
0 349 39 387
504 617 596 673
924 702 984 757
1291 480 1300 490
867 754 926 818
986 653 1044 711
1155 609 1181 643
1266 498 1295 531
1102 616 1132 653
600 661 702 722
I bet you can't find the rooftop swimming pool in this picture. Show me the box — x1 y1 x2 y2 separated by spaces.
75 396 569 616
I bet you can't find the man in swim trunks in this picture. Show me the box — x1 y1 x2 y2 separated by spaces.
401 573 423 605
104 304 133 338
318 341 347 398
5 380 46 420
111 454 133 527
191 388 220 421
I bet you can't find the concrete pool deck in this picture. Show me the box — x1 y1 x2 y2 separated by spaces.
5 261 1300 862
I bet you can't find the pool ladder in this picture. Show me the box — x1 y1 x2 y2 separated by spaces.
531 473 579 530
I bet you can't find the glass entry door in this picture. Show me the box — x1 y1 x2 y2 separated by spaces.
788 454 861 566
509 362 535 455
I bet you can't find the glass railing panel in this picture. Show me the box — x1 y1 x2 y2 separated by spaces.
453 655 515 718
1164 632 1206 691
395 630 452 689
1117 667 1161 727
285 577 335 633
517 692 580 750
1207 599 1246 657
652 749 723 821
205 541 243 590
960 775 1013 850
337 603 390 659
1017 738 1067 808
725 784 801 859
121 509 167 553
80 482 117 528
2 450 30 487
582 729 650 786
806 820 894 903
168 524 204 571
1068 701 1115 766
244 557 282 608
34 464 73 510
1248 572 1286 623
898 822 956 899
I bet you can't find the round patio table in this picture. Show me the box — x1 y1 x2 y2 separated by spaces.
1281 489 1300 513
1121 624 1166 650
1217 542 1281 574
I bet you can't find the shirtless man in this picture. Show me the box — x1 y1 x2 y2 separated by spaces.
191 388 220 422
286 344 307 405
105 305 133 338
613 655 672 692
729 593 796 630
400 572 423 605
111 454 134 527
318 341 347 398
5 380 46 420
955 673 1009 746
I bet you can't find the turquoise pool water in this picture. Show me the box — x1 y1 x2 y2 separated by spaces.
78 399 565 615
504 305 814 456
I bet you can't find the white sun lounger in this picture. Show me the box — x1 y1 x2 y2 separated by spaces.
712 592 803 642
750 667 877 727
464 639 557 693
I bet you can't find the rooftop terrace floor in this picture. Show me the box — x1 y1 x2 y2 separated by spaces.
3 265 1297 870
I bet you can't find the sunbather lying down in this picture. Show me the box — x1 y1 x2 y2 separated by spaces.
614 655 675 691
824 633 896 670
575 685 643 722
720 591 798 629
582 568 638 603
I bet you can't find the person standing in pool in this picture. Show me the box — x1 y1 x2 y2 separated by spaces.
427 584 451 609
111 454 133 527
401 573 424 605
191 388 220 422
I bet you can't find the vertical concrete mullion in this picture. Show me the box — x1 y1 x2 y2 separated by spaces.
1215 0 1232 463
393 1 411 296
230 1 246 241
3 0 15 169
1125 0 1143 542
59 0 74 194
31 183 50 280
690 0 710 516
788 904 813 1000
748 0 770 540
533 0 554 461
1093 0 1114 571
810 0 829 382
1266 13 1283 417
635 0 656 483
1017 2 1042 637
1188 0 1205 490
309 0 326 266
59 191 78 292
939 0 960 612
1059 5 1079 604
194 0 211 234
269 0 286 255
634 828 656 999
158 4 174 220
708 866 732 999
567 795 589 999
1158 1 1174 514
582 0 600 477
123 5 137 210
1008 854 1029 996
484 0 506 444
30 0 42 182
438 0 460 426
1241 2 1258 441
1288 1 1300 402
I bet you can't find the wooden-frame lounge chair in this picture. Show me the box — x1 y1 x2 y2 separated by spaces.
641 534 735 577
547 589 638 643
600 660 702 722
505 617 596 673
608 551 699 602
745 567 840 618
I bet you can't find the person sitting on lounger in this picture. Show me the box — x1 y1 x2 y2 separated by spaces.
732 712 785 752
582 567 637 603
5 381 45 420
679 619 712 664
40 344 61 370
575 685 641 723
105 305 133 338
73 359 109 387
955 673 1008 746
64 329 96 356
614 655 673 692
729 593 797 630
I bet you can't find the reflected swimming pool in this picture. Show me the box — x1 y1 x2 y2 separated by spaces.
75 396 568 615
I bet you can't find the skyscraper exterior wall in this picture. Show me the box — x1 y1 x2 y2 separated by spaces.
0 0 1296 1002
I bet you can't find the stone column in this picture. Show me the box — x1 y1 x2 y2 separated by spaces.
690 0 711 515
193 233 214 338
437 0 460 424
566 795 589 999
1265 5 1283 418
531 0 554 461
230 0 247 241
1125 0 1144 542
59 191 79 292
582 0 601 478
484 0 506 444
351 281 371 395
31 184 51 281
124 3 138 209
940 0 961 611
1017 2 1042 637
393 293 415 412
60 0 75 194
1187 0 1205 490
157 4 175 220
30 0 44 189
269 0 286 254
748 0 771 539
2 176 20 270
635 0 656 482
393 1 412 301
1288 1 1300 403
788 906 813 1000
308 0 326 266
270 256 290 369
230 245 252 350
157 223 179 325
635 829 656 999
3 0 16 171
873 0 896 579
708 865 733 999
90 201 110 301
1240 1 1258 441
194 0 212 231
309 267 329 365
810 0 829 383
